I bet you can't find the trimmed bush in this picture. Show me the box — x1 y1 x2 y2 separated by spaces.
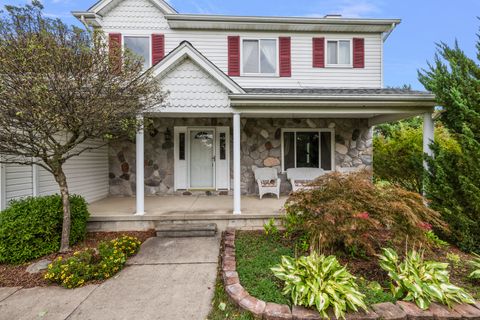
0 195 90 264
284 171 447 256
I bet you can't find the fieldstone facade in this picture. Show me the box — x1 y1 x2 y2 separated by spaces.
108 117 372 196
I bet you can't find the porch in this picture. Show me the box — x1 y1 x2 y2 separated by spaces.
87 195 287 232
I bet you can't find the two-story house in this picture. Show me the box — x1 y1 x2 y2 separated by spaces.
0 0 436 226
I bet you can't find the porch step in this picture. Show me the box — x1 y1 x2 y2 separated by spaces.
155 223 217 238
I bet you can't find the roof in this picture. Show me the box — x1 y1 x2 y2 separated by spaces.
229 88 436 108
165 14 401 33
73 0 400 35
150 41 245 94
244 88 433 97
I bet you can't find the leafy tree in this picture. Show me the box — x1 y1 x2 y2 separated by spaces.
419 30 480 253
0 2 163 251
374 123 458 194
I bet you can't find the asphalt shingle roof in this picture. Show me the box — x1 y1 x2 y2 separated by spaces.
244 88 433 96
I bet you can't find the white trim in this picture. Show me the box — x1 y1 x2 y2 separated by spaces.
325 38 353 68
90 0 177 15
151 42 245 94
280 128 335 173
187 127 217 190
240 37 279 77
233 113 241 214
122 34 152 70
0 157 5 210
135 117 145 216
32 158 39 197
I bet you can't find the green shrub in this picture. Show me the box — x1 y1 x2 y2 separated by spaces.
45 235 141 288
378 248 475 309
284 171 446 256
271 253 367 319
263 218 279 237
469 254 480 279
425 231 449 248
0 195 90 264
373 123 458 195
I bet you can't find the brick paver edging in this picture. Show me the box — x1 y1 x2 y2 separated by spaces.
221 229 480 320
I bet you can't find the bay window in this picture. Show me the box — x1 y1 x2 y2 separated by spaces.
242 39 277 75
282 129 334 171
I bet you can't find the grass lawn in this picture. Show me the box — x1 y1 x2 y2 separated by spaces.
235 231 293 305
209 230 480 320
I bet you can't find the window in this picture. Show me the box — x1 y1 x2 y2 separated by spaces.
242 39 277 75
124 36 150 70
282 130 333 171
179 133 185 160
326 40 351 66
219 133 226 160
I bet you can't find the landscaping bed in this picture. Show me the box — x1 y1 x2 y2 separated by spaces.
219 229 480 319
0 230 155 288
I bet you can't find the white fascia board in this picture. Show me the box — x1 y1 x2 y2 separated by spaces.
231 105 434 115
151 42 245 94
165 14 401 33
88 0 177 16
229 95 436 108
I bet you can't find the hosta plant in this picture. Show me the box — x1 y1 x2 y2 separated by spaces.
469 253 480 279
378 248 475 309
271 253 367 319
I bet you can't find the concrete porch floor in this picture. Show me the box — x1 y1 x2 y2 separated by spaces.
88 195 287 217
87 195 287 232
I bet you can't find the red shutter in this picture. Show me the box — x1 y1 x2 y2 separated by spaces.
353 38 365 68
152 34 165 65
228 36 240 76
312 37 325 68
279 37 291 77
109 33 122 72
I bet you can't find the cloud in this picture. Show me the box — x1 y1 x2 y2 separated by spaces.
306 0 383 18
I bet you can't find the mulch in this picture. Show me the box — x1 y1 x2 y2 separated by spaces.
0 230 156 288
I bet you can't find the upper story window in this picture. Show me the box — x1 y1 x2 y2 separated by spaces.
326 40 351 66
124 36 150 70
242 39 277 75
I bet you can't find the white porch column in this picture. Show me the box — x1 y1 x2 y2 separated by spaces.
135 116 145 215
423 112 434 196
423 112 434 169
233 113 241 215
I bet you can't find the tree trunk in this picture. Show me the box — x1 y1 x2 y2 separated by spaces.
54 166 71 253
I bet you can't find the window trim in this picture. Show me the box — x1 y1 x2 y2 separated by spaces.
325 38 353 68
240 37 279 77
280 128 336 172
122 34 152 69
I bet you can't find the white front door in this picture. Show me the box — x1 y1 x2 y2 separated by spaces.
189 129 215 189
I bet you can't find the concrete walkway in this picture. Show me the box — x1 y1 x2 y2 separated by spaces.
0 236 220 320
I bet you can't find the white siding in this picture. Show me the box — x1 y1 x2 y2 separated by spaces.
101 0 383 88
4 163 34 204
0 140 108 208
157 58 231 112
38 141 109 203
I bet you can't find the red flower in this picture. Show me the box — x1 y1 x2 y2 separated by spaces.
418 221 433 231
354 212 370 220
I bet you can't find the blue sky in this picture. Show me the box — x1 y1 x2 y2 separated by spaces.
2 0 480 89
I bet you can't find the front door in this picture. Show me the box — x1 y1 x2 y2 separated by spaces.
189 129 215 189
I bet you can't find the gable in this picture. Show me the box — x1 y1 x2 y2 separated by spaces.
156 57 230 111
101 0 171 31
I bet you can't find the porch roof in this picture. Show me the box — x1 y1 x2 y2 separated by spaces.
228 87 436 125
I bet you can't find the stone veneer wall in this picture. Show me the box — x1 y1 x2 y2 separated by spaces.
108 117 372 196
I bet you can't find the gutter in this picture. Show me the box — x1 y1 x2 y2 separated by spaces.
229 93 436 102
382 22 397 42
